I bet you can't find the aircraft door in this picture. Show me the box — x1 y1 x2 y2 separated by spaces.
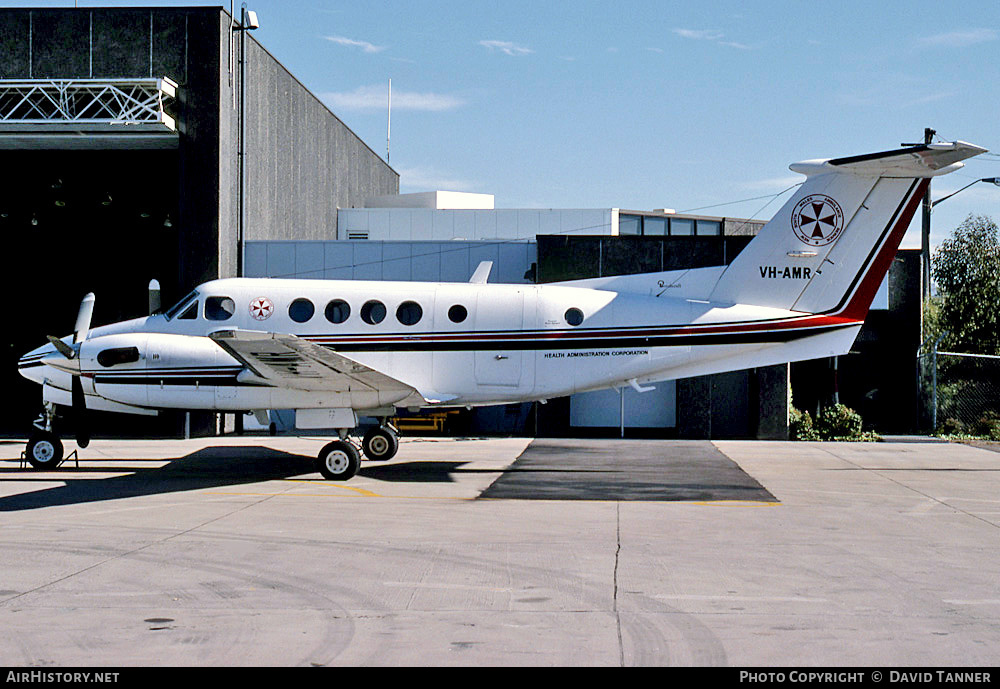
474 289 524 387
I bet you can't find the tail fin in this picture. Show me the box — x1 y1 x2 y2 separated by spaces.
708 141 987 319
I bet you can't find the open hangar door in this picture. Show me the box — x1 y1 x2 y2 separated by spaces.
2 149 182 437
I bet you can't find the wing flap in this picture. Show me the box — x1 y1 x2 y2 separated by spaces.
210 330 423 405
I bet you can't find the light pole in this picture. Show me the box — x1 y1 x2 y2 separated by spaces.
931 177 1000 210
233 5 259 278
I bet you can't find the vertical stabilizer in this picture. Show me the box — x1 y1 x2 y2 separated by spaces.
708 142 986 319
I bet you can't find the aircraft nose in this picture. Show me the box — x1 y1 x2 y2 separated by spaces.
17 343 58 383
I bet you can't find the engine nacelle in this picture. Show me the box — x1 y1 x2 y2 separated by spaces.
81 332 239 408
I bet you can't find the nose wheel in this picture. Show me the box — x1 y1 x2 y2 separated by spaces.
25 431 64 470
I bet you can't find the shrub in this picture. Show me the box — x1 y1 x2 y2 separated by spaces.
790 406 820 440
815 404 863 440
791 404 879 441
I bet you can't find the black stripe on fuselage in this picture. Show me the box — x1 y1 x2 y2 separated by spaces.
312 321 855 352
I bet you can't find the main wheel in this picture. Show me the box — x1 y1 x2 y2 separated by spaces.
26 432 64 470
316 440 361 480
362 426 399 461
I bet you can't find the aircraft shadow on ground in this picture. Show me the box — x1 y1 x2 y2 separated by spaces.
0 447 472 512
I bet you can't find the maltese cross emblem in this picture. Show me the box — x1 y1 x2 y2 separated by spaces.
791 194 845 246
249 297 274 321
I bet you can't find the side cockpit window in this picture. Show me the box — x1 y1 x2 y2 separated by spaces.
177 300 199 320
205 296 236 321
164 291 198 321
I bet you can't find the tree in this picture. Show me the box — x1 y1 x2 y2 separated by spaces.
931 214 1000 355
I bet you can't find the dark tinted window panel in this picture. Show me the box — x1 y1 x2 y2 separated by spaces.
360 300 386 325
288 298 315 323
205 296 235 321
565 308 584 326
91 9 149 78
396 301 422 326
178 301 198 320
325 299 350 324
448 304 468 323
31 11 90 78
97 346 140 367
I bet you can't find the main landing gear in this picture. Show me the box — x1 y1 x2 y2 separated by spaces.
314 422 399 481
25 403 64 470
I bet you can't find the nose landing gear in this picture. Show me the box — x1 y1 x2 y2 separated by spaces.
25 403 64 470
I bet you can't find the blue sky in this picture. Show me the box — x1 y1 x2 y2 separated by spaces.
10 0 1000 249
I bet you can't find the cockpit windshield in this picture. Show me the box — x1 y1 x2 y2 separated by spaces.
163 291 198 321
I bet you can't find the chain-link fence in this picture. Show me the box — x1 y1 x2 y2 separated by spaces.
920 351 1000 436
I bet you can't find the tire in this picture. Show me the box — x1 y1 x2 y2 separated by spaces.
362 426 399 461
26 432 64 470
316 440 360 480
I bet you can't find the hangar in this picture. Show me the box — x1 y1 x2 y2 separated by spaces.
1 5 922 441
0 5 397 436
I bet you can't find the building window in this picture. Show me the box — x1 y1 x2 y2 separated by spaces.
325 299 351 324
360 300 386 325
565 308 584 326
670 218 694 236
448 304 468 323
644 217 667 236
289 298 315 323
619 214 641 235
205 296 236 321
396 301 423 326
696 219 721 236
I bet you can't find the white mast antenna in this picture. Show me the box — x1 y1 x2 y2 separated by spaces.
387 78 392 163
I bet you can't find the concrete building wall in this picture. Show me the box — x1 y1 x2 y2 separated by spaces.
237 38 398 251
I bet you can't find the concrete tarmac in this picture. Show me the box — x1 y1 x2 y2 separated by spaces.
0 435 998 667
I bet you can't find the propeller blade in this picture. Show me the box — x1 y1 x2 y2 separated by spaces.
72 375 90 449
46 335 77 360
74 292 95 345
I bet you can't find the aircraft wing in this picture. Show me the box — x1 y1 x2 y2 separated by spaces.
209 329 428 406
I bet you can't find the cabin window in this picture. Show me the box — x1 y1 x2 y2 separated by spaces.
325 299 351 324
565 308 584 326
205 296 236 321
97 346 140 368
396 301 423 326
448 304 468 323
177 300 198 320
360 300 386 325
289 298 315 323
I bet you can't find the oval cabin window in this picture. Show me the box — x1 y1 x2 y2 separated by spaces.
448 304 468 323
396 301 423 326
289 298 315 323
360 300 386 325
565 308 584 326
325 299 351 324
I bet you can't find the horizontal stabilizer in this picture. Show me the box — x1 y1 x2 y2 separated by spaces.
790 141 987 178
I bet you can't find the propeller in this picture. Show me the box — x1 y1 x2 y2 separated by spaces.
47 293 95 448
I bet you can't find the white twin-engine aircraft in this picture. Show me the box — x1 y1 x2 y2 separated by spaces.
18 141 986 479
